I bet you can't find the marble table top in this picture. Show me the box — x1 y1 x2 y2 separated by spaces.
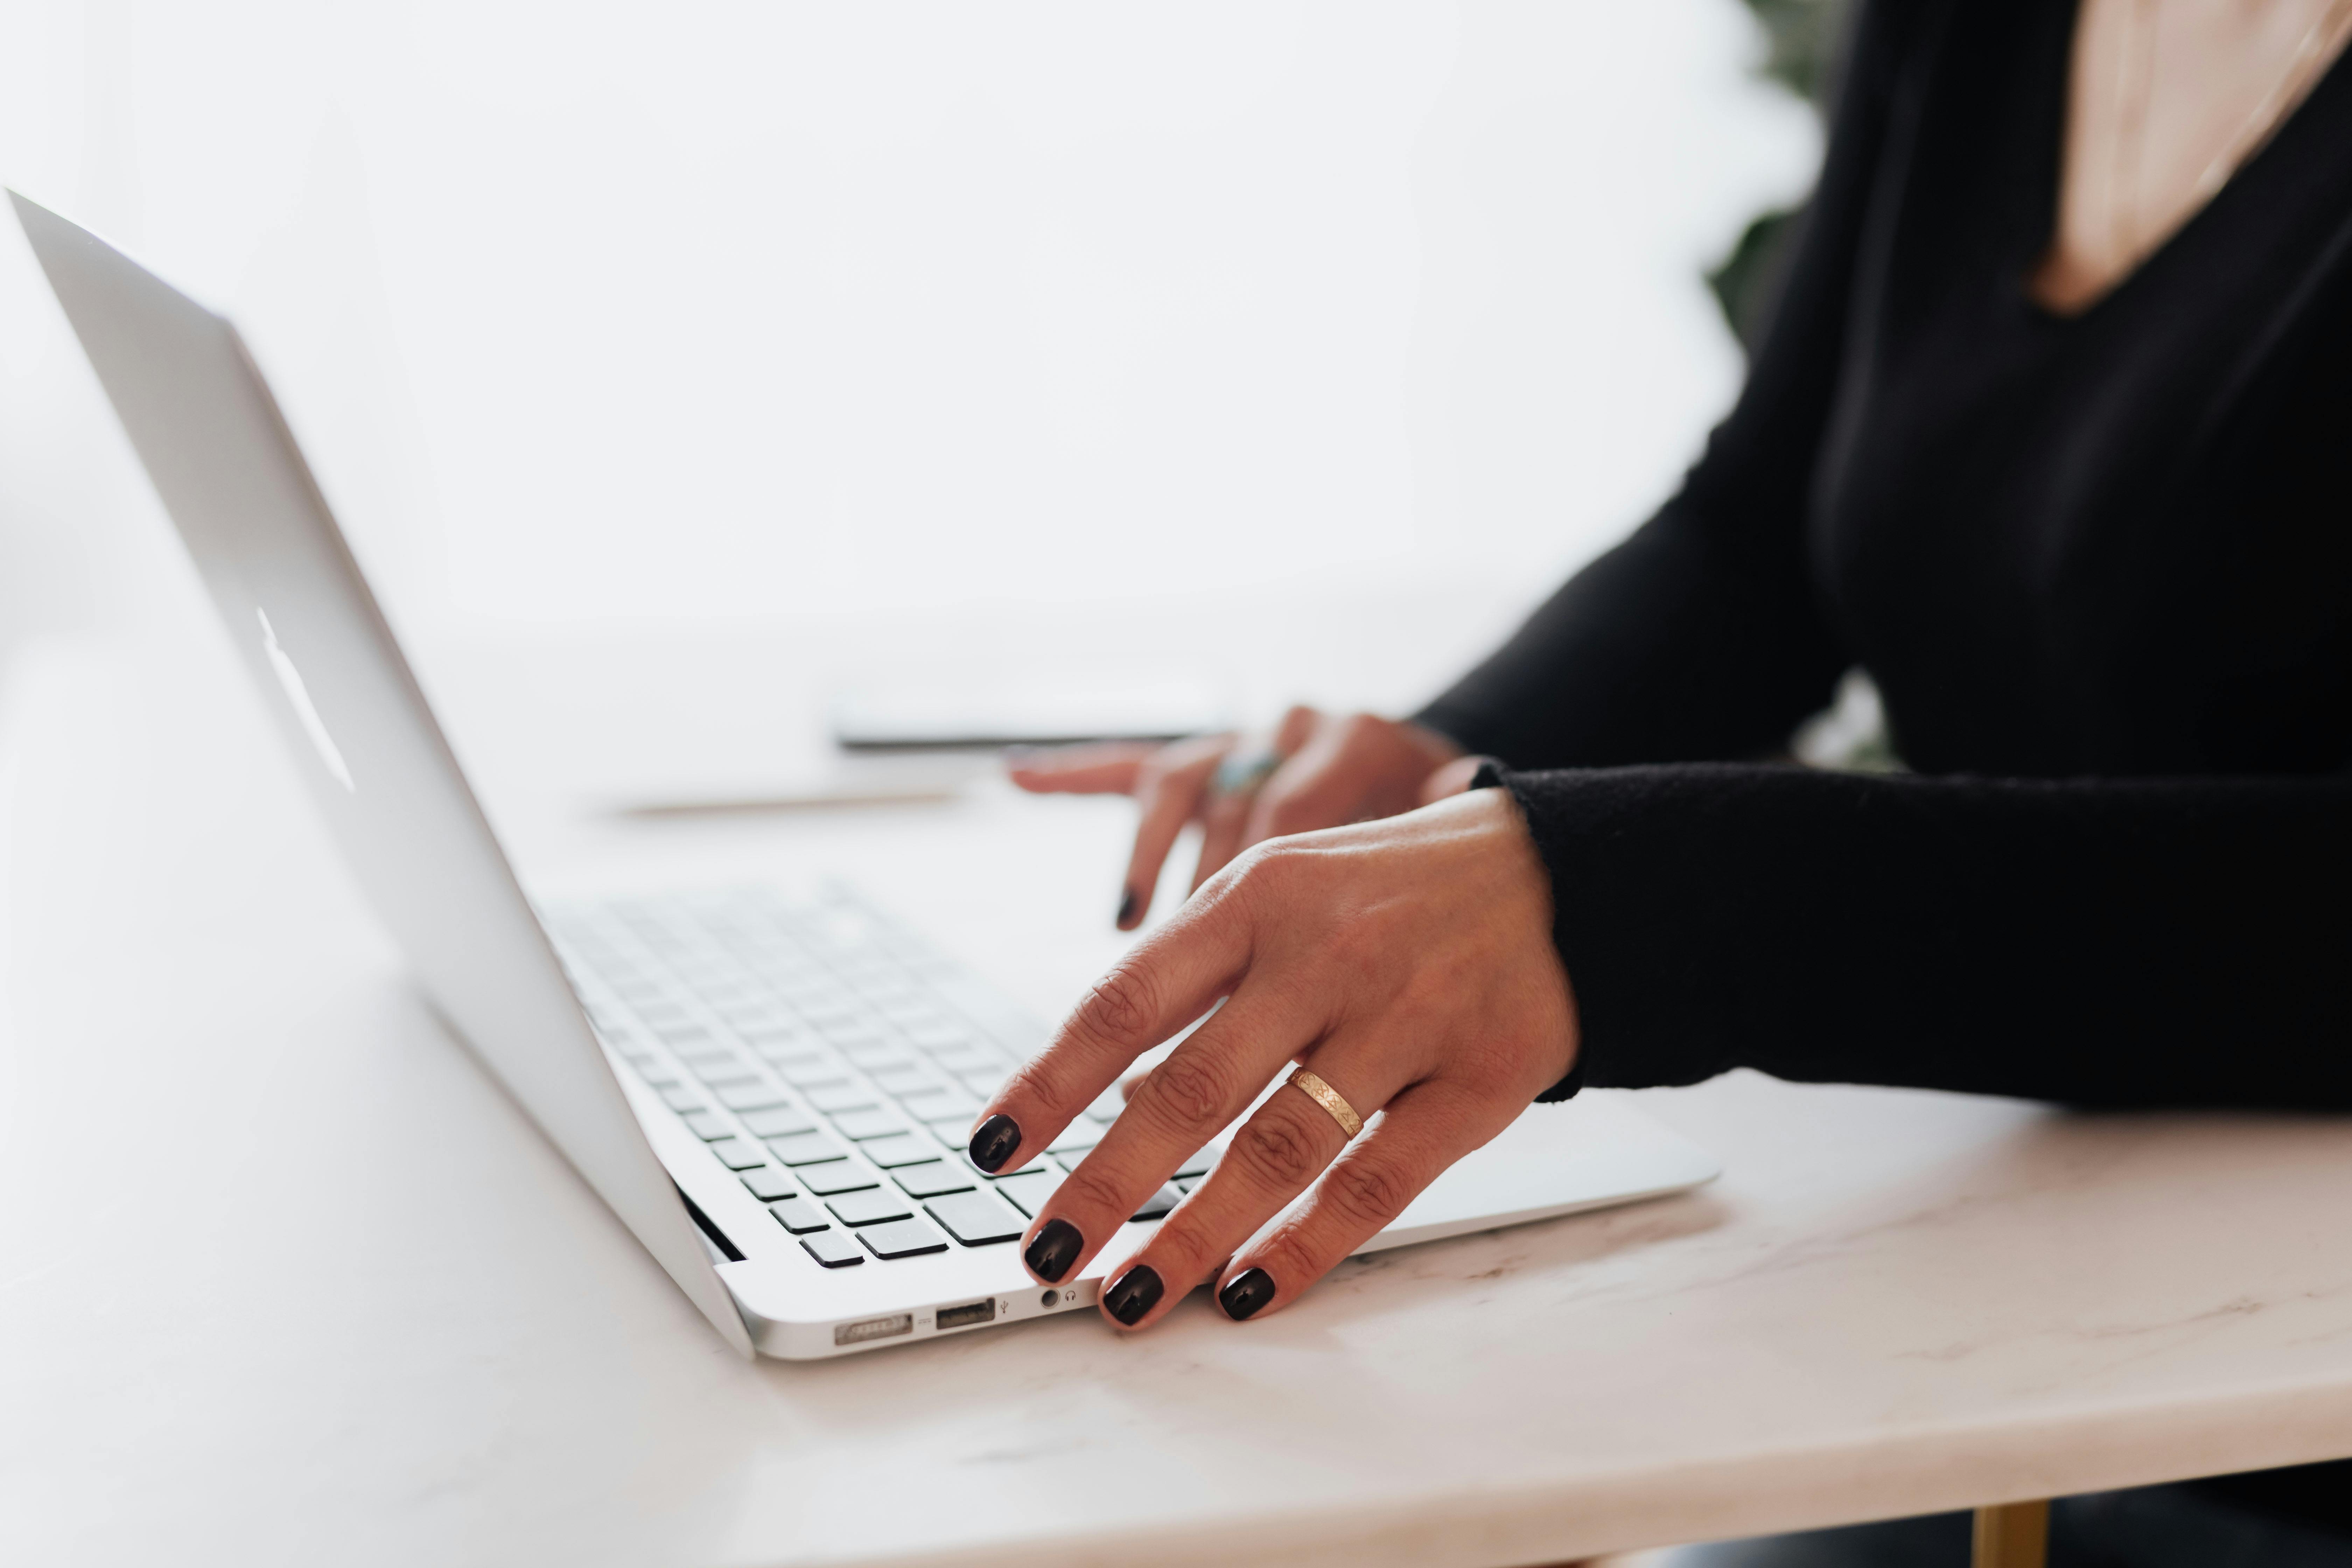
5 631 2351 1568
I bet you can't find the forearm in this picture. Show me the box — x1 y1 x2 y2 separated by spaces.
1496 761 2352 1109
1416 508 1847 768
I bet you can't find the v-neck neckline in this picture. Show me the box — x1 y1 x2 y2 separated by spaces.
2015 0 2352 327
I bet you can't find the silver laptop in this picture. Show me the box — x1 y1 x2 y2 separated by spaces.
11 190 1719 1360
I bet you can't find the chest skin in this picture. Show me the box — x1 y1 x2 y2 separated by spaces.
1808 0 2352 777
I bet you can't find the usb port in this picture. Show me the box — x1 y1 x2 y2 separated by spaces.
936 1298 996 1331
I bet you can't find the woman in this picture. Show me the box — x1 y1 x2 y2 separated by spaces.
980 0 2352 1552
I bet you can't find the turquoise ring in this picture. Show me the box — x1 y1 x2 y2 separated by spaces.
1209 743 1283 800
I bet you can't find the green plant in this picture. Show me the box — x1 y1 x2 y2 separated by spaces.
1706 0 1851 346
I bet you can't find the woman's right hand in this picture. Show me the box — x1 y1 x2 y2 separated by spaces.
1008 706 1476 930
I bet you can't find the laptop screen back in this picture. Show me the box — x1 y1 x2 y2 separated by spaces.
10 190 754 1356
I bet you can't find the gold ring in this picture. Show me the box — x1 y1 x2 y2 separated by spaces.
1286 1067 1364 1139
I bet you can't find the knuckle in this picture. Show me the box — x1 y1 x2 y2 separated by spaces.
1239 836 1306 885
1052 1165 1129 1223
995 1059 1062 1112
1138 1051 1237 1131
1074 962 1159 1048
1232 1108 1329 1190
1320 1154 1419 1229
1248 1225 1322 1292
1138 1206 1221 1279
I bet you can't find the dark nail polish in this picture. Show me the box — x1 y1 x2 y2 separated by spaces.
1218 1267 1275 1321
1104 1264 1164 1326
1025 1218 1084 1283
968 1113 1021 1173
1116 888 1140 927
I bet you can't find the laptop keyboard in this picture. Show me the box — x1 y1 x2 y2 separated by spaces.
545 888 1222 1269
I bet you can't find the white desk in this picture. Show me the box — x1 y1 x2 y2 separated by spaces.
6 629 2352 1568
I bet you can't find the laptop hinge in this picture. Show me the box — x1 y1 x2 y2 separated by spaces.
672 1183 745 1263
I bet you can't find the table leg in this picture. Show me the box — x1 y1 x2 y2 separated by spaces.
1972 1500 2049 1568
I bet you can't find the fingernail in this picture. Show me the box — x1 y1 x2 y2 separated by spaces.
1116 889 1140 927
1025 1218 1084 1283
1104 1263 1164 1326
1218 1267 1275 1321
968 1113 1021 1172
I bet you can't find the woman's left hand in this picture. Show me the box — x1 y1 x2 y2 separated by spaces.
965 786 1579 1330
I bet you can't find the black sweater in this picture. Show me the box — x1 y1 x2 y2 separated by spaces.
1419 0 2352 1113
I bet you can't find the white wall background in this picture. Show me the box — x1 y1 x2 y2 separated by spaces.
0 1 1818 771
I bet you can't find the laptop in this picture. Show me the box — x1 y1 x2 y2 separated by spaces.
10 190 1720 1360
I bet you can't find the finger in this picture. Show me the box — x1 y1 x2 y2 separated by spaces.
1189 788 1253 891
1093 1040 1409 1329
1038 985 1335 1300
1419 752 1488 804
1004 740 1158 794
1271 704 1319 755
1243 723 1358 846
1117 736 1228 930
1215 1080 1507 1323
965 884 1256 1200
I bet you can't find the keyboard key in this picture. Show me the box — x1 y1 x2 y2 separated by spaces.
763 1130 849 1167
903 1021 970 1049
826 1189 915 1227
805 1083 877 1114
707 1138 768 1171
859 1218 949 1260
891 1161 977 1199
988 1167 1062 1217
858 1133 943 1168
1130 1184 1182 1222
717 1083 790 1112
923 1116 973 1148
777 1059 852 1089
800 1161 882 1197
831 1108 911 1141
741 1168 798 1202
737 1104 817 1139
800 1231 864 1267
869 1064 941 1095
1046 1130 1100 1157
928 1042 1001 1072
1173 1147 1218 1180
681 1110 732 1141
657 1085 705 1113
925 1190 1026 1246
956 1069 1012 1099
694 1063 763 1090
898 1088 981 1122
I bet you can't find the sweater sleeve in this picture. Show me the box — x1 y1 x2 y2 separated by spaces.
1498 761 2352 1110
1416 2 1919 769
